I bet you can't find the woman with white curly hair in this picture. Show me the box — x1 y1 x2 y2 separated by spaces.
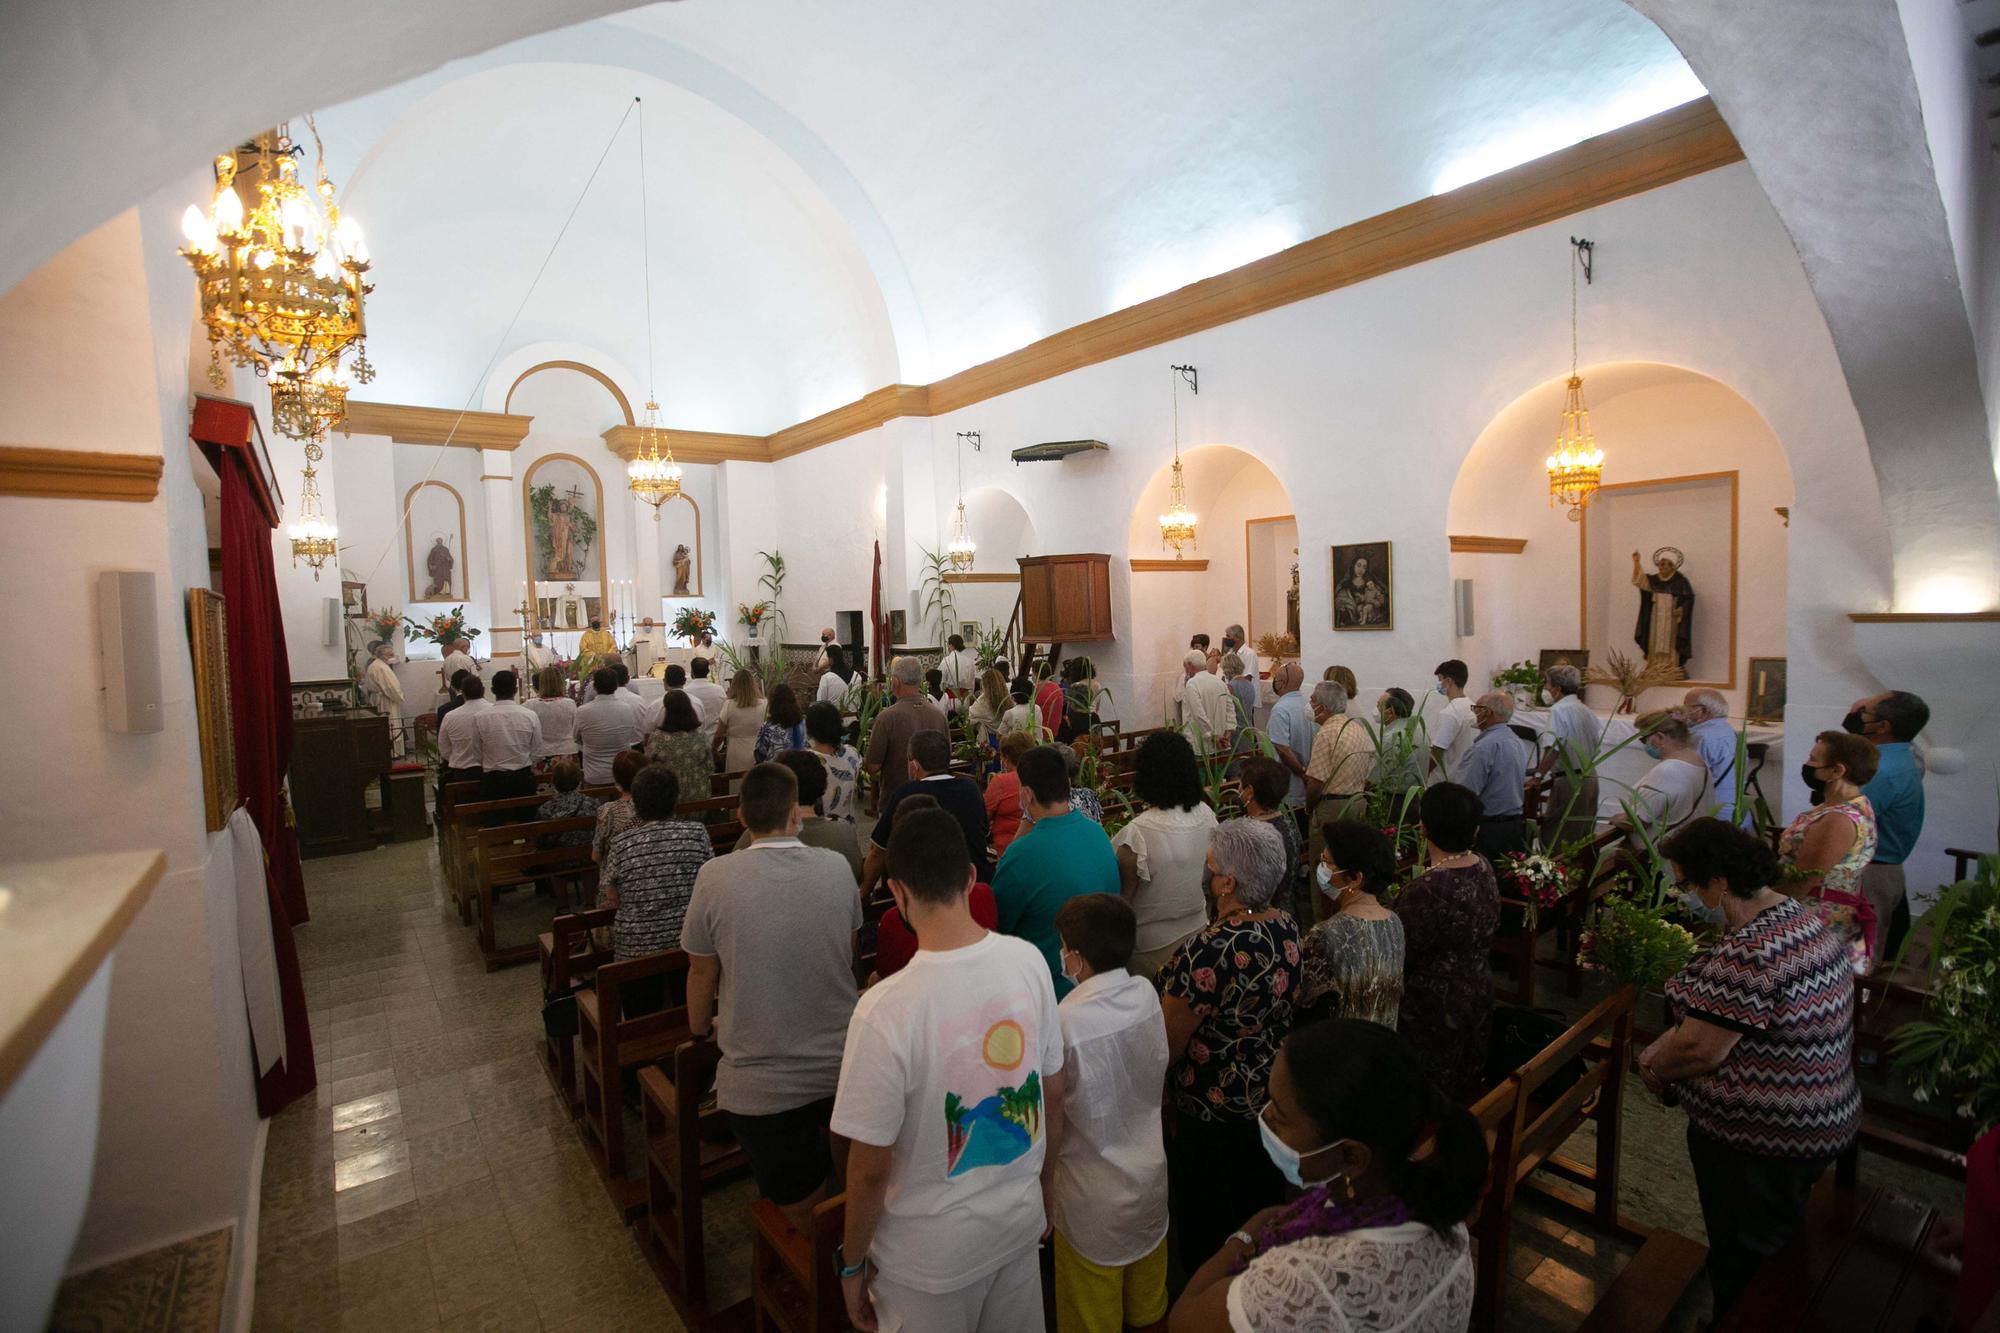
1158 817 1303 1270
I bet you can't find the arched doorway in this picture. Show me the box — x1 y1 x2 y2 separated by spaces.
1123 444 1295 728
1447 363 1793 717
950 487 1039 636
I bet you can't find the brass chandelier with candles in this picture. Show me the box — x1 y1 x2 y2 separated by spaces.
287 437 339 579
1546 238 1605 520
1159 364 1199 556
946 431 979 571
178 119 374 442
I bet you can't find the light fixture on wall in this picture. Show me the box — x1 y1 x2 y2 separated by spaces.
624 99 684 518
1546 237 1605 521
288 437 339 578
178 118 374 440
947 431 980 571
1159 364 1199 557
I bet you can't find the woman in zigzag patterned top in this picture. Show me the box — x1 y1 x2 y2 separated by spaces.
1638 817 1861 1319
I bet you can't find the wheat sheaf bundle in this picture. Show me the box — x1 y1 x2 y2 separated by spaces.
1584 649 1685 700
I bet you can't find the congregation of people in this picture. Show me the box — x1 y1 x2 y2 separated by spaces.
408 617 1955 1332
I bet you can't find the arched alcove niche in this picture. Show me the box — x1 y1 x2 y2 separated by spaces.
1447 363 1793 716
948 487 1040 634
1123 444 1294 728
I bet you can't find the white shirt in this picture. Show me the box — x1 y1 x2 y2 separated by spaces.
436 698 491 769
830 932 1063 1294
1052 969 1170 1267
574 696 642 785
525 696 578 758
524 641 554 674
1626 755 1715 837
471 699 543 772
1429 695 1478 780
1233 644 1260 684
687 679 728 740
439 649 478 686
939 648 977 696
816 671 853 708
999 702 1038 737
1111 804 1220 953
1181 669 1238 751
1539 693 1604 772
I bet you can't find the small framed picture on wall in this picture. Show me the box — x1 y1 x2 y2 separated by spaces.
1330 541 1392 630
1746 657 1787 723
341 580 369 620
1538 648 1589 674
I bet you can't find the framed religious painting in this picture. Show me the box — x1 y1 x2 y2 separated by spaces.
1330 541 1392 630
186 588 237 832
1746 656 1787 723
1538 648 1588 674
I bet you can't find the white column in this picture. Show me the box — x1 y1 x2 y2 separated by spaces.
480 448 519 662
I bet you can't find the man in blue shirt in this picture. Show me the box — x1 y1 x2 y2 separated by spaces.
1682 687 1748 826
990 745 1120 997
1848 689 1929 961
1263 661 1316 812
1458 692 1530 860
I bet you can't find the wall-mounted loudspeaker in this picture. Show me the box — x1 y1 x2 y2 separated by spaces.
323 597 342 647
1454 578 1475 638
97 570 163 733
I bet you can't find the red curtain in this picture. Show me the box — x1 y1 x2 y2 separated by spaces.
218 446 317 1113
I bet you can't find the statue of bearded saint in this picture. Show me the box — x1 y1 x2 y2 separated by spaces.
1631 547 1694 672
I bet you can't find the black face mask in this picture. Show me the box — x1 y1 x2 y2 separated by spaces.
1800 761 1827 793
1842 710 1868 736
1222 638 1238 650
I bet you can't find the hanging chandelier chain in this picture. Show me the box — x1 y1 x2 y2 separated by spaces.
1569 242 1579 377
637 98 657 407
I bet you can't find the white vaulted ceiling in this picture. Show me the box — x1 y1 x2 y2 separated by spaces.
299 0 1703 431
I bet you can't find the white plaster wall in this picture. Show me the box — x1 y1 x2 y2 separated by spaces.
0 198 264 1323
650 465 725 632
1448 368 1793 715
331 432 402 648
769 434 887 646
388 445 491 656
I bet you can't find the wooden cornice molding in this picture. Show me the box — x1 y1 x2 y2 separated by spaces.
1130 558 1210 572
601 424 768 464
338 401 533 451
0 444 164 501
1847 611 2000 623
767 384 931 460
1449 535 1529 554
941 571 1020 584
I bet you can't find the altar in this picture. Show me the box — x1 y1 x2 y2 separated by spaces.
1510 705 1785 822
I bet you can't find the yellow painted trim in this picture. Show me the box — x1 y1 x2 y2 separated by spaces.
0 445 163 501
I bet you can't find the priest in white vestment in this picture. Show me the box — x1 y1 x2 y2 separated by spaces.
524 632 554 677
364 642 406 756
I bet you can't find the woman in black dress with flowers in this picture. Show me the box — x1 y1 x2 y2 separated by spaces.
1393 783 1500 1098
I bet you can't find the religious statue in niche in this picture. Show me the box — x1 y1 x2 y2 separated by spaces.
1286 549 1301 643
1631 547 1694 671
1331 540 1392 630
529 482 598 581
672 544 693 596
422 535 456 600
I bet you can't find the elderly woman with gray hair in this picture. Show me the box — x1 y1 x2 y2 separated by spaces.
1159 817 1303 1269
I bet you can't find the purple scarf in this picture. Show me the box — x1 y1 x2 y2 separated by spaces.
1230 1189 1414 1274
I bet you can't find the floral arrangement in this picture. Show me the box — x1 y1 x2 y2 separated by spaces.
363 608 402 645
402 605 479 647
1497 851 1577 928
1585 649 1685 713
738 600 774 631
1890 856 1999 1131
1492 660 1544 690
669 606 717 643
1577 894 1698 991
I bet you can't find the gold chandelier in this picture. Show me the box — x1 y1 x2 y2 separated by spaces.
627 401 684 517
624 101 683 515
1546 238 1605 521
947 430 978 570
1159 364 1199 556
178 119 374 439
287 437 339 578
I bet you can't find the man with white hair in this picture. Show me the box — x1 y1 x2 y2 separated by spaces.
1303 681 1371 821
1221 623 1258 688
1681 687 1745 825
1179 648 1237 753
1459 692 1530 859
440 636 479 695
1264 661 1316 810
364 641 406 757
863 655 948 815
1536 664 1603 847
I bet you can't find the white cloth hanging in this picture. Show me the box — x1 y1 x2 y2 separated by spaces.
228 807 286 1076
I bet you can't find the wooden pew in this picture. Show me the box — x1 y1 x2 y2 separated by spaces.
749 1195 846 1333
474 827 599 969
576 949 696 1216
442 782 615 917
541 907 613 1112
637 1042 752 1328
1573 1229 1708 1333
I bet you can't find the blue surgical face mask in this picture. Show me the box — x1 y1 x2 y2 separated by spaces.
1258 1106 1343 1188
1678 890 1725 926
1643 741 1663 760
1315 863 1334 892
1435 682 1449 697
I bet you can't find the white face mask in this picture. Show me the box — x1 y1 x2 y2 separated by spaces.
1538 689 1553 706
1315 863 1336 892
1059 946 1080 983
1257 1106 1344 1189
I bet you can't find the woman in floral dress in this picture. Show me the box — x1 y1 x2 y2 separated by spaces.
1778 731 1880 973
1393 783 1501 1099
1160 819 1302 1271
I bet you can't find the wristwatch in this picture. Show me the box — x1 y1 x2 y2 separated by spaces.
834 1243 868 1279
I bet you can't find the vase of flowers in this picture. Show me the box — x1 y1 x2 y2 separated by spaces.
364 607 402 646
669 606 717 644
1496 851 1577 931
1492 660 1543 707
403 606 480 649
1577 894 1698 991
738 600 774 638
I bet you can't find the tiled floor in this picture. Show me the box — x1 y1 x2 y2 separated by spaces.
250 838 745 1331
